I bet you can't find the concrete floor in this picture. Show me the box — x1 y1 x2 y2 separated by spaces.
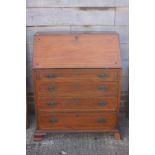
26 113 128 155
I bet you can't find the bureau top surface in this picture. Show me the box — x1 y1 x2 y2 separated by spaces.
33 33 121 69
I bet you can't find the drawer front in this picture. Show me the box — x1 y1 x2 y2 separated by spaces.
37 97 117 111
36 81 118 97
36 69 119 81
38 111 117 130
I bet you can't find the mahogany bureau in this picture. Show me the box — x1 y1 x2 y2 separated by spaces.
32 33 122 141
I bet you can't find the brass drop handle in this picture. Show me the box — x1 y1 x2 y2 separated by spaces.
98 85 108 91
49 117 58 123
98 101 108 106
97 118 107 123
48 101 57 106
98 73 108 79
48 85 56 92
47 73 57 79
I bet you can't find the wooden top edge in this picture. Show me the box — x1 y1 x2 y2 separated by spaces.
32 66 122 69
34 31 119 36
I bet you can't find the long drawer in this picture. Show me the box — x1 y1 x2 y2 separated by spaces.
36 80 118 97
36 69 119 81
37 97 117 111
38 111 117 130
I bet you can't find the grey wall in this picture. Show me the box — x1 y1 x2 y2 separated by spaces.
26 0 129 92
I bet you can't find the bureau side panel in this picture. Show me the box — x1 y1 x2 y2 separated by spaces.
32 69 39 129
116 69 122 129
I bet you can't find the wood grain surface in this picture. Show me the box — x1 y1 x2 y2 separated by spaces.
36 80 118 97
33 33 121 68
37 97 118 111
36 68 119 81
38 111 117 130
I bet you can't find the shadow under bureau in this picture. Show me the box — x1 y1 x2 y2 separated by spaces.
32 33 122 141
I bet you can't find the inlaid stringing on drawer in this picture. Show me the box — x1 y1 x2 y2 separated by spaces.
36 80 118 97
38 111 117 130
37 97 117 111
36 69 119 81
